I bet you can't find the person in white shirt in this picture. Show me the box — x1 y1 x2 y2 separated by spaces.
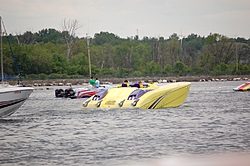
95 78 100 88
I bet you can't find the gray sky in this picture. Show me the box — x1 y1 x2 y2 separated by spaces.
1 0 250 39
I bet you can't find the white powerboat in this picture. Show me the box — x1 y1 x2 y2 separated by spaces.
0 16 33 117
0 84 33 117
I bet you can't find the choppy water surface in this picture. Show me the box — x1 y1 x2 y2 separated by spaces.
0 81 250 166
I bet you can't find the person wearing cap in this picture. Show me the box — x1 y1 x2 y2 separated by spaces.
138 80 143 88
117 80 130 88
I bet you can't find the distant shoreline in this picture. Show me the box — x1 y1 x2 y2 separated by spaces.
7 75 250 87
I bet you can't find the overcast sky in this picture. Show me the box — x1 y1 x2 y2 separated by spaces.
1 0 250 39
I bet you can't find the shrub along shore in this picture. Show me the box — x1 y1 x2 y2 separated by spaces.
7 75 250 87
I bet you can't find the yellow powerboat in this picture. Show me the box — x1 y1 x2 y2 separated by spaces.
81 82 191 109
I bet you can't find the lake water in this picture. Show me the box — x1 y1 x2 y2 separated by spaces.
0 81 250 166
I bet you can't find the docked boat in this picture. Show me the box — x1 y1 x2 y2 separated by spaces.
0 16 33 117
233 82 250 91
81 82 191 109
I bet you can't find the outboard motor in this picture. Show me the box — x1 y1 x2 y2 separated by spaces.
64 89 75 98
55 89 64 98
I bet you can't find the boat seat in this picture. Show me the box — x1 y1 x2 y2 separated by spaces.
122 83 128 87
127 89 148 100
92 89 108 100
133 83 140 88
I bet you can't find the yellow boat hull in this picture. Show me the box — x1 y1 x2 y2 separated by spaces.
81 82 191 109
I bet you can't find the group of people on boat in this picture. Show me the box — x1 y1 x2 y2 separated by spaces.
89 77 100 88
117 80 143 88
89 77 144 89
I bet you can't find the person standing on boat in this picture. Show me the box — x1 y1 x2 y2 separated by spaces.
95 78 100 88
90 77 95 88
117 80 129 87
123 80 129 87
138 80 143 88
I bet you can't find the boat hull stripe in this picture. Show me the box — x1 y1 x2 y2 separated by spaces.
148 85 188 109
0 99 26 109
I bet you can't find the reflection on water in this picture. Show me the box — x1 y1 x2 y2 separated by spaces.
0 81 250 165
0 118 27 123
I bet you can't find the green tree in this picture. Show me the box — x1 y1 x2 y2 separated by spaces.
133 70 143 76
15 31 35 46
51 53 67 74
1 43 15 75
35 28 65 44
69 52 88 75
169 37 182 67
163 64 172 73
202 33 235 71
118 67 131 75
101 68 114 75
93 32 124 46
115 41 132 69
220 62 228 72
173 61 185 73
16 52 32 75
184 34 205 66
144 61 162 74
242 64 249 71
191 67 204 74
28 43 54 74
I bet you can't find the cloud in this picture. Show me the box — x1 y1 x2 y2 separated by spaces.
205 9 250 21
1 0 249 39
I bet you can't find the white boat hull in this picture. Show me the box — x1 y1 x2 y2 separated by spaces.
0 86 33 117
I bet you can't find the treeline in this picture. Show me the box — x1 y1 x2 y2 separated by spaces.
1 29 250 79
